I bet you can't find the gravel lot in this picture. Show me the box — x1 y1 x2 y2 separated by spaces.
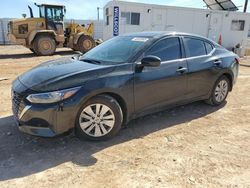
0 45 250 188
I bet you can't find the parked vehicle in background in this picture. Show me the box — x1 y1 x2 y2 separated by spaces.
12 32 239 140
8 3 96 56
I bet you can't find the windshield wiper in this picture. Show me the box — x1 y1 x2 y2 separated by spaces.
81 58 101 64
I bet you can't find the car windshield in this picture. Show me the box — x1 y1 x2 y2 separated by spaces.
80 36 151 64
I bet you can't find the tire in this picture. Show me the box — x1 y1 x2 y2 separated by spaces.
77 35 96 53
75 95 123 141
205 75 230 106
29 48 35 53
33 35 56 56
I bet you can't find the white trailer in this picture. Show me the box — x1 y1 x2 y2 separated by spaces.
103 0 250 55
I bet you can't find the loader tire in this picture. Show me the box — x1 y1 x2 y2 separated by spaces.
33 35 56 56
29 48 35 53
77 35 95 54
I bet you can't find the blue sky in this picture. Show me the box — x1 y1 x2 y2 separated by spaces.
0 0 247 19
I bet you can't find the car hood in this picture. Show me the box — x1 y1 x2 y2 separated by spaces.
18 57 115 92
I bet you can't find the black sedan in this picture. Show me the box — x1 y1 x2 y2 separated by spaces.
12 32 239 140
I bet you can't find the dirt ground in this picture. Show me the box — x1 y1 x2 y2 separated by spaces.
0 45 250 188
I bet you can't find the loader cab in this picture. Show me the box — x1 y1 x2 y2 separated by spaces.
38 4 65 33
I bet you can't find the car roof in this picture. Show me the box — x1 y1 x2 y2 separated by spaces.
122 31 218 45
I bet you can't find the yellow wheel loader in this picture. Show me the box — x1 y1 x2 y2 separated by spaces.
7 3 96 56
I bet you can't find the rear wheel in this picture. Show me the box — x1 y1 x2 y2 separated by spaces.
75 95 123 141
29 48 35 53
77 35 95 54
33 35 56 56
205 75 230 106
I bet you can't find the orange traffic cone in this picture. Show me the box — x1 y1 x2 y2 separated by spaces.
218 34 222 45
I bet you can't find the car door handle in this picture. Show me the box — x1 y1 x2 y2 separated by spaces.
214 59 222 66
176 67 187 74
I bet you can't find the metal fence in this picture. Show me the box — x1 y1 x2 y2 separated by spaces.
0 18 12 45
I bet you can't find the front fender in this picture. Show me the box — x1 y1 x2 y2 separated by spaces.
55 87 133 133
28 30 56 45
60 65 134 128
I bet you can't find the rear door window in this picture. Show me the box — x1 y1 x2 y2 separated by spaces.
204 42 214 54
184 38 206 57
145 37 181 61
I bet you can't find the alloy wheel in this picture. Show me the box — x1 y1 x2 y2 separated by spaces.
214 79 228 103
79 103 115 137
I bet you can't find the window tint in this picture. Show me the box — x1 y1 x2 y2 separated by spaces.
53 7 63 21
46 7 63 21
205 42 213 54
82 36 151 64
46 8 53 20
131 13 140 25
145 37 181 61
184 38 206 57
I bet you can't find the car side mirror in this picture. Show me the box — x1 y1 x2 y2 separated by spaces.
141 56 161 67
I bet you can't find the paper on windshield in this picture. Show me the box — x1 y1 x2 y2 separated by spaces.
131 38 149 42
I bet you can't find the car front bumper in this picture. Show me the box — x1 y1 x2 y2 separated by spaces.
12 100 60 137
12 89 80 137
16 122 57 137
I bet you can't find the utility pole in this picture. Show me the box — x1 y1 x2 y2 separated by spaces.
97 7 100 20
244 0 248 12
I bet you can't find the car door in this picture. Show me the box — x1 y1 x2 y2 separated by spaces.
182 37 218 99
134 37 188 115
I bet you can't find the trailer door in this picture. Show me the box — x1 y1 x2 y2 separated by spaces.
152 8 165 31
208 13 223 42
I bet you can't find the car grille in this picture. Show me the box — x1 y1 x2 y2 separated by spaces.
12 90 25 119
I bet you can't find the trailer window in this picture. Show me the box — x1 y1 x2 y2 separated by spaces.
106 16 109 25
106 8 109 15
121 12 140 25
121 12 130 24
184 38 206 57
231 20 245 31
131 13 140 25
145 37 181 61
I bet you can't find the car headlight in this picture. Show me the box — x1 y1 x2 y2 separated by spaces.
26 87 81 104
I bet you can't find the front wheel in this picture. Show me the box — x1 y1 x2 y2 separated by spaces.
75 95 123 141
205 75 230 106
33 35 56 56
77 35 96 53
